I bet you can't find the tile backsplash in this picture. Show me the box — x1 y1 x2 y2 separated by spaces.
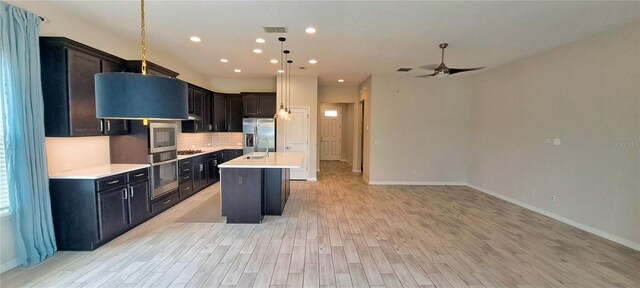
176 122 243 149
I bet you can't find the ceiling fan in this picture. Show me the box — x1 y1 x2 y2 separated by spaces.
416 43 485 78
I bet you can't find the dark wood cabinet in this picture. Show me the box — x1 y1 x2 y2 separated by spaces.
40 37 130 137
128 180 150 226
97 186 129 241
224 149 243 162
220 168 264 223
227 94 243 132
192 156 208 192
182 85 211 133
49 168 150 251
242 93 277 117
125 60 179 78
213 94 227 132
207 153 222 185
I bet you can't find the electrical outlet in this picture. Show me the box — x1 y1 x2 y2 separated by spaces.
551 195 557 202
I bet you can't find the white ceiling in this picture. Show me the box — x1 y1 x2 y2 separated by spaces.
46 1 639 86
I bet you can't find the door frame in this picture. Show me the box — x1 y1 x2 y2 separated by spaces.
284 106 310 180
320 106 343 161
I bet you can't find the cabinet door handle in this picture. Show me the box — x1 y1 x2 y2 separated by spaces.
184 186 191 190
183 168 190 172
199 164 204 172
208 124 212 130
163 199 171 204
106 120 111 132
107 180 120 185
123 188 128 199
134 173 145 177
99 120 104 132
184 176 190 180
195 123 198 131
129 186 134 197
238 177 243 184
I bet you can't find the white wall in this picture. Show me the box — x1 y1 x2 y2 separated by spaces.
468 22 640 248
318 85 358 103
210 77 276 94
368 75 472 184
276 75 319 180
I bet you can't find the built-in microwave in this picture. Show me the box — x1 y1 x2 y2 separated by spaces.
149 122 177 153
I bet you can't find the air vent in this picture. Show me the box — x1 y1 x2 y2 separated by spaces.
299 66 306 70
263 26 288 33
397 68 412 72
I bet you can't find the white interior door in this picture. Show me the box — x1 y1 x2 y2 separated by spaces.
320 107 342 160
285 107 309 180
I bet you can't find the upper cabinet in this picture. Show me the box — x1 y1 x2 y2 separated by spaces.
242 92 277 118
226 94 243 132
212 93 227 132
125 61 179 78
182 84 210 133
40 37 129 137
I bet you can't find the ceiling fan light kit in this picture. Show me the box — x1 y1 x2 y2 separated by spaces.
416 42 486 78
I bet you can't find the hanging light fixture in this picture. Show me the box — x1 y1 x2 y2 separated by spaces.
282 50 293 120
286 59 294 120
94 0 188 125
274 37 288 119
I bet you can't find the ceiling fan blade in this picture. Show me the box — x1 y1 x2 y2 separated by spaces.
418 64 439 70
449 66 486 75
415 73 436 78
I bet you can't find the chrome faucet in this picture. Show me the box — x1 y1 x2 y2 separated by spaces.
258 137 269 157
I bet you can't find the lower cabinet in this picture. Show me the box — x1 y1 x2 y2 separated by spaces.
50 168 150 251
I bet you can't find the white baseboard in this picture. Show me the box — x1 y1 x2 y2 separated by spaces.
352 169 361 173
368 181 467 186
1 258 19 274
307 178 317 182
466 183 640 251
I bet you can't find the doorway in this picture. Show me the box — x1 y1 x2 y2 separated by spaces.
320 107 343 161
284 107 310 180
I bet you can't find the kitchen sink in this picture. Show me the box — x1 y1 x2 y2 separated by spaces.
245 152 267 160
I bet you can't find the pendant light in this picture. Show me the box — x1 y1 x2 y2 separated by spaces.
282 50 292 120
286 59 294 120
95 0 188 125
274 37 288 119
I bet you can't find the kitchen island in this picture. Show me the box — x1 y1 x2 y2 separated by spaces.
218 152 304 223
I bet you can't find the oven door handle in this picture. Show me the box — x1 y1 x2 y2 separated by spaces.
151 158 179 167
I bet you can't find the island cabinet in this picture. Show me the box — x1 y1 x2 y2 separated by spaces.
221 168 265 223
39 37 129 137
49 168 150 251
242 92 277 118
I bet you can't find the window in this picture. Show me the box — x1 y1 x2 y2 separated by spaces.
0 89 9 217
324 110 338 117
0 51 9 216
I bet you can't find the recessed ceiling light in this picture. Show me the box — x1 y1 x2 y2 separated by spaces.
277 69 284 73
255 38 265 43
253 49 262 54
190 36 201 42
308 59 317 64
305 27 316 34
220 58 229 63
338 79 345 83
234 69 241 73
270 59 278 64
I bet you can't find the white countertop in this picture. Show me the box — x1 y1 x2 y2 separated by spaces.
49 164 150 180
218 152 304 168
177 146 243 160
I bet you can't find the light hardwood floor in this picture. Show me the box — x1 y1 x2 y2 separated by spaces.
1 161 638 288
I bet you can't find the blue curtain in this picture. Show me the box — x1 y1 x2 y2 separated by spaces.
0 2 56 266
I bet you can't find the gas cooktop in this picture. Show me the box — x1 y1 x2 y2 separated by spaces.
177 149 204 155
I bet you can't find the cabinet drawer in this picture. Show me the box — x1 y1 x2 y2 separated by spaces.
151 190 179 214
179 159 192 176
127 169 148 183
179 181 194 199
96 174 127 191
179 174 192 184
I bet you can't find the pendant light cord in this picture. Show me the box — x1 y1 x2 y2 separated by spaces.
141 0 147 75
280 40 284 106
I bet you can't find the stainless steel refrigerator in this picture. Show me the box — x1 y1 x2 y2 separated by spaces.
243 118 276 154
